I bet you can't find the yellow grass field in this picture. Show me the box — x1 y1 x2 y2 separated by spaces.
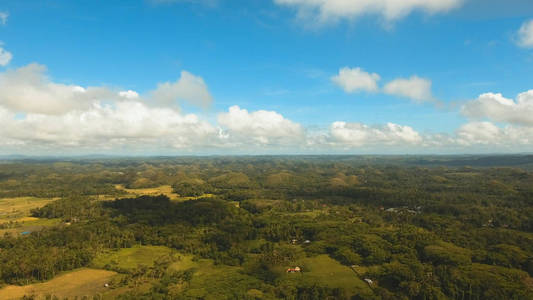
114 184 213 202
114 184 179 200
0 268 117 300
0 197 58 222
0 196 62 236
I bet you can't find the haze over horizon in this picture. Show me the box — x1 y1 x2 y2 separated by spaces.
1 0 533 155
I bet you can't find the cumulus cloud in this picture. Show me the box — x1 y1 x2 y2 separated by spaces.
329 121 423 146
455 121 533 147
383 76 434 102
218 105 305 146
456 121 501 145
325 119 533 151
0 101 218 151
331 67 380 93
462 90 533 126
0 64 213 115
331 68 435 103
0 63 225 152
0 64 117 115
0 47 12 66
151 71 213 109
516 19 533 48
274 0 463 24
0 12 7 25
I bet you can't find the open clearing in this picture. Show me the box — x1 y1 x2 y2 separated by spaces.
169 253 197 271
0 218 61 236
0 268 117 300
115 184 178 200
92 245 175 272
0 197 62 236
282 254 373 296
183 259 264 300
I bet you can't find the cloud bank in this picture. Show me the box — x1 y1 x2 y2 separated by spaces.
329 121 422 146
0 63 532 154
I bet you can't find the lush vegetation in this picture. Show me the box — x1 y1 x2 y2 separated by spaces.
0 156 532 299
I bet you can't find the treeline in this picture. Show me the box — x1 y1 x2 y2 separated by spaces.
0 220 135 284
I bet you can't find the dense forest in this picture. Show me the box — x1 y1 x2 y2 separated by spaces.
0 156 532 299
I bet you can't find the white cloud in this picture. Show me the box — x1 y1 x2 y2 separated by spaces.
0 47 12 66
517 19 533 48
456 121 501 145
0 64 213 115
2 62 533 153
0 101 218 151
0 63 224 152
218 105 305 146
455 121 533 147
0 64 115 114
0 12 7 25
151 71 213 108
462 90 533 126
119 90 140 99
331 67 380 93
331 68 435 103
274 0 463 24
326 120 533 151
383 76 434 102
329 121 422 146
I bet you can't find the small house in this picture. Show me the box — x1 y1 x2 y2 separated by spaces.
286 266 301 273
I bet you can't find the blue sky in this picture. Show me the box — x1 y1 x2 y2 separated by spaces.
0 0 532 154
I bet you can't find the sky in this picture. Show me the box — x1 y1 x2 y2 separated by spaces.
0 0 532 155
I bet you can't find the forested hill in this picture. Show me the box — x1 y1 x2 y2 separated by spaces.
0 157 532 299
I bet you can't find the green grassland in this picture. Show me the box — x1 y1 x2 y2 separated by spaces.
92 245 267 299
280 254 373 297
0 217 61 236
182 259 267 300
91 245 175 272
0 247 371 300
169 254 198 272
